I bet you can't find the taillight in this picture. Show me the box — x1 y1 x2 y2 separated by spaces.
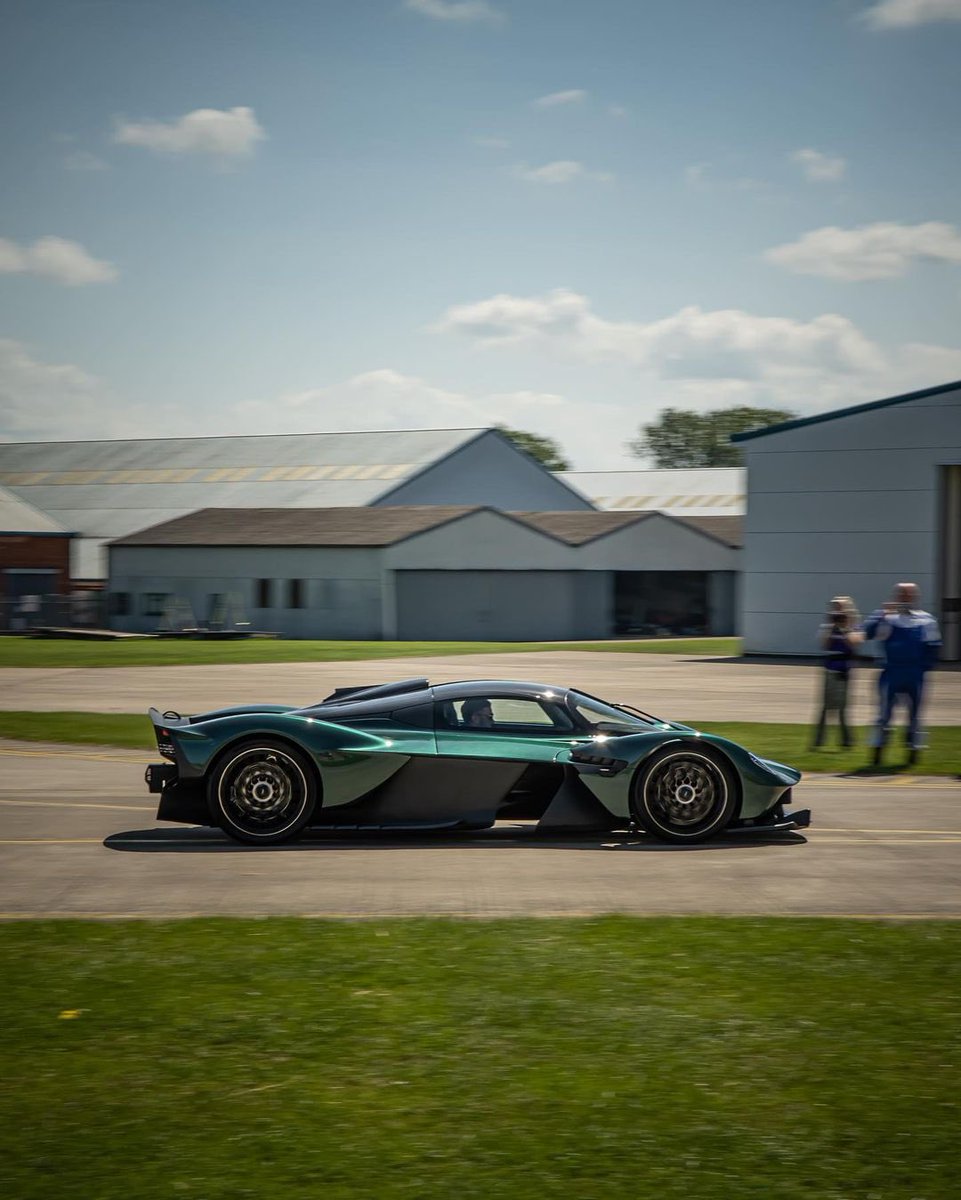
155 728 177 761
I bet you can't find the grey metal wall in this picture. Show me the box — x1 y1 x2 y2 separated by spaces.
109 545 383 638
741 386 961 655
108 507 740 640
394 570 609 640
377 431 593 512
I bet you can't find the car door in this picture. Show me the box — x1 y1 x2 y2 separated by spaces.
434 694 588 764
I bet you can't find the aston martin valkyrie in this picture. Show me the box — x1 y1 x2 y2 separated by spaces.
144 677 807 845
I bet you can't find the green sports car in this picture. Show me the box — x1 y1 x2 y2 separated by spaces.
146 677 807 845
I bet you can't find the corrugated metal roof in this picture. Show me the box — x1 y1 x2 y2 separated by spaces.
558 468 745 515
109 506 483 547
0 485 69 534
0 429 486 577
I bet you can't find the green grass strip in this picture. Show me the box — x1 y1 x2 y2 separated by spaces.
0 711 153 749
1 918 959 1199
694 720 961 777
0 711 957 774
0 635 739 669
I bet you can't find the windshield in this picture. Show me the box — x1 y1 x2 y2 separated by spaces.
569 692 662 733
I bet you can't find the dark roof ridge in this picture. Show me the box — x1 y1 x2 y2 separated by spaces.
508 509 659 546
731 378 961 443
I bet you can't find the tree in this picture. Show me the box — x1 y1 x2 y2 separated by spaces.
627 405 796 468
497 425 571 471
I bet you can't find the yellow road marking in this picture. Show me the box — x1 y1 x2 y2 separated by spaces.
817 827 961 835
810 778 956 788
0 799 151 812
0 747 144 763
0 838 105 844
812 837 961 844
3 833 959 848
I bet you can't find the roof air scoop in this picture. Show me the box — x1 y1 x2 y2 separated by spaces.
320 678 430 705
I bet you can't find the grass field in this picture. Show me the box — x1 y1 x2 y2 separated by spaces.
1 918 958 1199
0 635 739 669
0 710 957 774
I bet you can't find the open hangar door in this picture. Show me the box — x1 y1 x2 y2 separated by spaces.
394 570 607 641
940 465 961 661
613 570 736 637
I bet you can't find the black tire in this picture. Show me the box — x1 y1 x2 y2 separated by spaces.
208 739 318 845
630 744 738 843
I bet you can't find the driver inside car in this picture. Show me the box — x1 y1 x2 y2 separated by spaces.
462 697 494 728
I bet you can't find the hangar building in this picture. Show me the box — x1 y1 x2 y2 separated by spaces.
0 428 590 582
559 468 744 515
108 506 741 640
734 379 961 660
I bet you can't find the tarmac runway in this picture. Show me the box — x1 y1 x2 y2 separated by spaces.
2 740 958 920
2 650 960 725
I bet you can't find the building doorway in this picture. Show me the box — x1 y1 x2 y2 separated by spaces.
614 571 709 637
940 465 961 661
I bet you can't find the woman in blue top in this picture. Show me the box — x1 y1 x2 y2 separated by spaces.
812 596 861 750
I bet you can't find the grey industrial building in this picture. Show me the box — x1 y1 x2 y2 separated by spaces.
0 486 74 627
559 468 744 515
108 506 741 641
0 428 591 581
735 379 961 660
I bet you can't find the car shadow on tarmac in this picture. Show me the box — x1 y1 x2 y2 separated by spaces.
104 826 808 853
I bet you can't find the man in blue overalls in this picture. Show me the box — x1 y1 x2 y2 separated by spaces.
863 582 942 768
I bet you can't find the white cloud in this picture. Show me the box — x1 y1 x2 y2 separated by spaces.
608 104 628 118
532 89 587 109
430 287 961 423
112 106 265 159
0 236 118 285
765 221 961 280
0 340 153 440
404 0 503 23
790 147 846 183
226 368 597 456
434 288 883 372
861 0 961 29
514 160 613 185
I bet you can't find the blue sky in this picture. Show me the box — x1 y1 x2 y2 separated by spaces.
1 0 960 468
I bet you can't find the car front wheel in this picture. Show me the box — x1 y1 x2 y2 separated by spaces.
209 740 317 845
631 746 737 843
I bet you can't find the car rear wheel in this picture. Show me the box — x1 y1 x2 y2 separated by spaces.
209 740 317 845
631 746 737 843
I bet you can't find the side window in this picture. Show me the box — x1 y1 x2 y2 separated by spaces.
142 592 170 618
390 703 434 729
255 579 273 609
442 697 573 733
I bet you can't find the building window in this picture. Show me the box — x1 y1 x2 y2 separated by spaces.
255 578 273 608
287 579 304 609
109 592 131 617
141 593 170 618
